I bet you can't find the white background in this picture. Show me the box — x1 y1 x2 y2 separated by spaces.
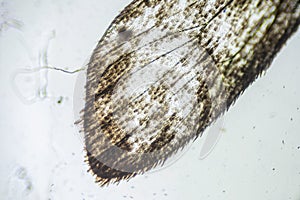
0 0 299 199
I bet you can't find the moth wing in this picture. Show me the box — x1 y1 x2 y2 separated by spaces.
82 0 228 185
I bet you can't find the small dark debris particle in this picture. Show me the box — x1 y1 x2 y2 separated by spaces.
252 126 256 129
297 107 299 111
57 96 63 104
283 85 285 89
164 193 168 196
129 196 133 199
130 186 135 189
282 140 285 144
153 193 156 196
297 146 300 149
272 168 275 171
290 118 293 121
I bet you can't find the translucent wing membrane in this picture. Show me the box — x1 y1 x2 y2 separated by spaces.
80 0 300 186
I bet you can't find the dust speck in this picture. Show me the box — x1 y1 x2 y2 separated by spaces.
57 96 63 104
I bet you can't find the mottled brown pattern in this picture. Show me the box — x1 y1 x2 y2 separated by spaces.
79 0 300 186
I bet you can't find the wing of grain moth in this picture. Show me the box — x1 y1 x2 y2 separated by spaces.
74 0 300 186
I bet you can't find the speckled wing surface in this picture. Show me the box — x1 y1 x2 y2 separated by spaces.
81 0 300 186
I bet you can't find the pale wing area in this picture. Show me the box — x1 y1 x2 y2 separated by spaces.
80 0 300 185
